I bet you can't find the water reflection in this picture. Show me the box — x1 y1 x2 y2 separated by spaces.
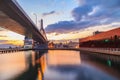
47 50 81 66
14 50 48 80
44 50 117 80
0 52 27 80
35 50 47 80
0 50 119 80
0 50 48 80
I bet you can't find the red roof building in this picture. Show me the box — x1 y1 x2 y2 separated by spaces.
80 28 120 42
79 28 120 48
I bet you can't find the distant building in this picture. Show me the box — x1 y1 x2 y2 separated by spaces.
93 31 103 35
54 43 64 48
48 39 79 48
68 41 79 48
48 42 54 48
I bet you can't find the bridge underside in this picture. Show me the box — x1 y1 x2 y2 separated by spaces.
0 11 26 35
0 0 47 43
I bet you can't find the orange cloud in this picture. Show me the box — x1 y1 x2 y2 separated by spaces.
5 40 24 46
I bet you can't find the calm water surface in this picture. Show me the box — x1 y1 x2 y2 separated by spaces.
0 50 119 80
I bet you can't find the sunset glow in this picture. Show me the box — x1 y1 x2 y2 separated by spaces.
6 40 24 46
47 50 81 66
47 22 120 40
0 29 24 46
0 0 120 42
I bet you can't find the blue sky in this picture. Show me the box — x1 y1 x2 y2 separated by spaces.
17 0 77 28
1 0 120 41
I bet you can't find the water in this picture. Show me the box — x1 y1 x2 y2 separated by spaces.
0 50 119 80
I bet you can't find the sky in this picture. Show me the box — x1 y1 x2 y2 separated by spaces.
0 0 120 42
0 27 24 46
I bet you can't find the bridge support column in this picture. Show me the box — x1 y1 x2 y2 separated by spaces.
24 36 34 49
34 42 48 49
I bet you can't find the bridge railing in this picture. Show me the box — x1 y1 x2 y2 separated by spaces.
0 47 32 53
80 47 120 55
12 0 37 28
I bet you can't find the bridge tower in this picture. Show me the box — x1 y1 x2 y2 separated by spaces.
34 19 48 49
40 19 43 31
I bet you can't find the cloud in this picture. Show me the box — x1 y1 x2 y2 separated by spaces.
72 0 120 21
0 40 7 43
42 11 58 16
45 0 120 34
74 0 86 5
0 35 7 37
45 21 76 33
76 0 120 7
45 20 100 33
71 5 92 21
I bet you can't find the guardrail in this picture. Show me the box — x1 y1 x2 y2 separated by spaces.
0 48 32 53
80 47 120 55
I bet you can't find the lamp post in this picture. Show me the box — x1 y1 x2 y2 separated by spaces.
32 13 37 26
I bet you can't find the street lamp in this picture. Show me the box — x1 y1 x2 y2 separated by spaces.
32 13 37 26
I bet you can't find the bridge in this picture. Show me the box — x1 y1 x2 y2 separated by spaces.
0 0 120 79
0 0 47 45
